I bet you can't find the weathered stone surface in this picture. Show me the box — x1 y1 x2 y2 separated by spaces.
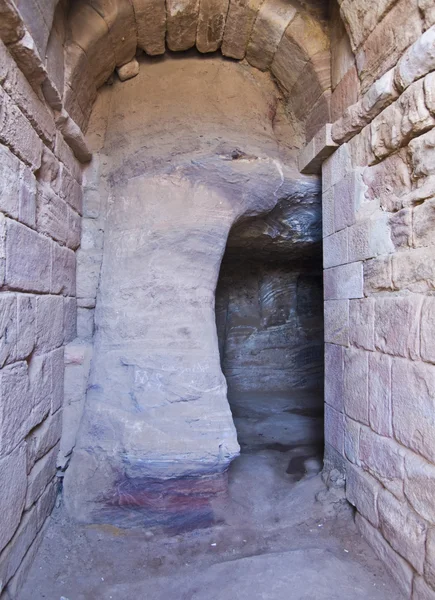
63 297 77 346
0 507 38 591
344 416 360 465
339 0 397 51
16 295 36 361
166 0 200 51
26 411 62 472
325 343 343 411
405 451 435 524
132 0 165 55
0 363 35 455
322 188 334 237
355 0 422 92
0 145 20 220
413 576 435 600
116 58 139 82
324 403 344 456
359 427 405 498
392 247 435 293
51 243 76 297
346 463 380 526
35 296 64 354
196 0 229 53
343 347 368 425
0 444 26 554
349 298 374 351
333 171 359 231
331 66 359 122
409 127 435 183
0 86 42 171
5 219 51 293
348 214 393 262
421 297 435 364
324 299 349 346
392 358 435 463
324 262 363 300
323 229 348 269
35 479 57 531
355 513 413 596
221 0 262 59
25 444 58 510
36 185 67 244
0 294 17 368
389 208 412 249
76 250 103 301
299 125 337 177
368 352 392 437
426 529 435 590
246 0 297 71
394 26 435 92
374 296 422 359
90 0 137 68
322 144 352 192
378 487 427 573
0 0 25 44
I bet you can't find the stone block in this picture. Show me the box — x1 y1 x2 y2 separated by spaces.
392 358 435 463
323 229 348 269
51 347 64 414
116 58 139 82
414 198 435 248
26 410 62 472
0 294 16 368
324 403 344 456
331 66 359 123
359 427 405 498
363 149 411 213
4 219 51 293
346 463 380 527
0 213 6 286
363 255 393 295
389 208 412 250
322 187 334 238
67 206 81 250
132 0 166 55
368 352 392 438
324 299 349 346
245 0 297 71
35 296 64 354
36 478 58 532
51 243 76 297
405 451 435 524
322 144 352 191
305 91 331 144
361 68 399 121
344 416 360 465
343 347 369 425
333 171 360 231
25 444 58 510
378 487 427 573
83 187 100 219
27 353 51 414
394 26 435 91
16 295 36 361
299 125 338 177
19 165 36 229
347 124 376 167
399 79 435 141
419 0 435 29
409 127 435 182
222 0 262 60
324 343 344 411
0 362 33 455
0 507 38 591
81 219 104 252
370 102 402 161
421 297 435 363
36 185 68 245
355 0 422 93
0 0 24 44
349 298 375 351
60 168 83 215
425 70 435 116
196 0 229 53
166 0 200 51
0 145 20 219
76 250 102 300
348 214 393 262
374 295 423 359
0 86 42 171
413 577 435 600
0 444 26 554
324 262 363 300
54 131 82 185
77 307 94 340
331 102 365 146
392 247 435 293
63 297 77 345
355 513 413 597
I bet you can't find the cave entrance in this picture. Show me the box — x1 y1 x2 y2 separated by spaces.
216 199 324 480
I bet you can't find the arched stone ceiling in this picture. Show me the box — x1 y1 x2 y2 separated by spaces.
62 0 331 141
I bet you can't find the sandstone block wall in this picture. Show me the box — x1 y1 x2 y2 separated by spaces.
318 4 435 597
0 21 83 597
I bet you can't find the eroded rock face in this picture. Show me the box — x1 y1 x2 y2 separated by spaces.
64 55 319 527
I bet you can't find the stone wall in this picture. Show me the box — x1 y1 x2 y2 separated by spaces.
0 28 83 600
313 3 435 598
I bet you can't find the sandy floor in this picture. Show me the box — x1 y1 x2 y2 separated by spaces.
20 449 404 600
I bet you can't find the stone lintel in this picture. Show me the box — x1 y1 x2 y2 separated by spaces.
298 124 338 175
